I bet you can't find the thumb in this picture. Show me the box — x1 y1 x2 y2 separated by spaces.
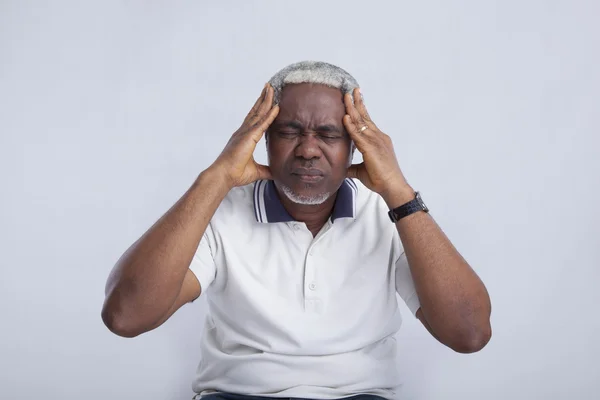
255 163 273 181
347 162 364 179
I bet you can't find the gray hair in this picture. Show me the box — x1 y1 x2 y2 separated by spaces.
268 61 360 104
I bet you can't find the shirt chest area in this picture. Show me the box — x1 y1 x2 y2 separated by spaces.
210 219 396 315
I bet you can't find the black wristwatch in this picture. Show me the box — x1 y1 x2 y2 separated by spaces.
388 191 429 222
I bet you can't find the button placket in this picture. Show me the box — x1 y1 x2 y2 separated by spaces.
304 253 316 295
304 244 320 313
302 221 332 313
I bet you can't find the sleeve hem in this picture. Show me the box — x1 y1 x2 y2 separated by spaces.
188 257 214 296
405 292 421 318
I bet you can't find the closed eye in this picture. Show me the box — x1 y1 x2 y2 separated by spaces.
316 124 345 140
278 131 341 140
319 133 343 140
277 131 300 138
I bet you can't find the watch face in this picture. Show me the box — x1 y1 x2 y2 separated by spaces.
416 192 429 212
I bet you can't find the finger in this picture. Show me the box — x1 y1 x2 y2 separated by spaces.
256 84 275 117
255 163 273 181
353 88 374 124
250 105 279 142
245 84 268 122
344 93 362 124
346 162 364 179
342 114 357 137
258 104 279 130
344 93 367 130
343 114 366 150
344 91 356 113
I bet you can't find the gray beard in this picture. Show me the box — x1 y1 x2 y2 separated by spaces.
280 184 332 205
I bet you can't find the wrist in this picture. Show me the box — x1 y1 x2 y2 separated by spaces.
381 183 415 209
197 166 234 194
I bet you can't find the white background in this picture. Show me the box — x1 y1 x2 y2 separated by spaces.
1 1 599 399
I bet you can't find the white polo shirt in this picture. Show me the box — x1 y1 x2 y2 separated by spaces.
189 178 421 400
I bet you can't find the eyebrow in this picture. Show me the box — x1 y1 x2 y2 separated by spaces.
274 121 304 130
274 121 344 134
316 124 344 134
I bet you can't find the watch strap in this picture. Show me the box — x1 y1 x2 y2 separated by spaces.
388 192 429 222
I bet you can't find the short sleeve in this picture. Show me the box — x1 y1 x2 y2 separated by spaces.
395 251 421 317
188 227 217 295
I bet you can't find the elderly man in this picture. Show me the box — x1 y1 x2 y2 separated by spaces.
102 61 492 400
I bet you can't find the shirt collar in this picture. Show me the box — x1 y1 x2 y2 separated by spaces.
253 179 358 224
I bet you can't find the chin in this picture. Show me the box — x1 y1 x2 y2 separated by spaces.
280 183 332 206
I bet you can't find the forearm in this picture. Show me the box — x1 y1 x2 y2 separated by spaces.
340 86 491 352
101 83 278 336
102 167 230 334
383 187 492 353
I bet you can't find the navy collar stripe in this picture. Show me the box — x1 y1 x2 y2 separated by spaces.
253 179 357 224
253 180 260 222
346 178 357 193
253 180 265 223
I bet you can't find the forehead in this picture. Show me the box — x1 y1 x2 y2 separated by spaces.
277 83 345 124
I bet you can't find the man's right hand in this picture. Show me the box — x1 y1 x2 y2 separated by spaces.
211 83 279 188
103 84 279 338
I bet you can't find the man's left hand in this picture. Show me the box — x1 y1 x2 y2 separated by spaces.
343 88 413 202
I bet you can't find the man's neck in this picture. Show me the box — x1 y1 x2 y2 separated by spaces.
276 186 337 237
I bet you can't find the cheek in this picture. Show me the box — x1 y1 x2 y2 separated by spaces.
266 139 291 166
327 144 353 170
348 144 355 165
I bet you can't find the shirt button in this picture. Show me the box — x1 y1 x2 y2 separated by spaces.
293 224 301 231
309 282 317 291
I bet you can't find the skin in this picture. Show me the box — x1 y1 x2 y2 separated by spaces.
266 83 354 236
102 81 492 355
344 88 492 353
101 84 279 337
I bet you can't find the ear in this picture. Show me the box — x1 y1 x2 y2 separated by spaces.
265 130 271 165
347 141 356 166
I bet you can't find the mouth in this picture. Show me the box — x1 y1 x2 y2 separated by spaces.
293 174 324 183
291 168 325 183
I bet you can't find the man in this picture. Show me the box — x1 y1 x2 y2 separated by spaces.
102 61 492 400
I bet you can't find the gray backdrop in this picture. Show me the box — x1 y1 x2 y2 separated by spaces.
1 1 599 399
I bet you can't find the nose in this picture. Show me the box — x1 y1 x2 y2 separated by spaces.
294 132 322 160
